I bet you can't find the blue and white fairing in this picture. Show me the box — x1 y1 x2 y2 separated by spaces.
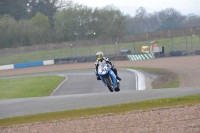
98 62 117 89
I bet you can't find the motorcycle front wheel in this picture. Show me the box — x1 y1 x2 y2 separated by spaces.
104 77 113 92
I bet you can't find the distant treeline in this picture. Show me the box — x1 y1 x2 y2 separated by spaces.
123 26 200 43
0 0 200 48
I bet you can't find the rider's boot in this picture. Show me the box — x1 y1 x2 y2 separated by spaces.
113 68 121 81
116 75 121 81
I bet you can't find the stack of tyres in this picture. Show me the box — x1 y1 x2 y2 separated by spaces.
195 50 200 55
169 51 184 56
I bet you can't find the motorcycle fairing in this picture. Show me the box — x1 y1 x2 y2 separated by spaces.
98 63 117 89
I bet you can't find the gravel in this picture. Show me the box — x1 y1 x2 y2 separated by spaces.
1 105 200 133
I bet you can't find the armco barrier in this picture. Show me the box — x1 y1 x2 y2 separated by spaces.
0 60 54 70
127 53 155 61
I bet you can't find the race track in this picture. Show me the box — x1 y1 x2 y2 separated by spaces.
51 69 137 95
0 68 200 119
0 68 137 119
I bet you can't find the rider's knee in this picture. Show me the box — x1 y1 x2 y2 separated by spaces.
97 76 101 80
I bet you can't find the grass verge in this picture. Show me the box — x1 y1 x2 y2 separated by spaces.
0 76 65 99
124 67 180 89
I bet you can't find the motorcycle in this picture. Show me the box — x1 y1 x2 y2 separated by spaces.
97 62 120 92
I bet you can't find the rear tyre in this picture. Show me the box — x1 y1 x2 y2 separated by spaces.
105 77 113 92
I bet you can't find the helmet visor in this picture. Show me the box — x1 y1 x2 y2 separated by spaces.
96 54 103 61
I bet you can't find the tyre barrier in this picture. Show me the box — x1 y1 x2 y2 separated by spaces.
169 51 184 56
54 56 96 64
195 50 200 55
127 53 155 61
107 55 127 61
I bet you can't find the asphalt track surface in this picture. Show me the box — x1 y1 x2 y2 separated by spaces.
0 69 200 119
51 69 137 95
0 69 136 119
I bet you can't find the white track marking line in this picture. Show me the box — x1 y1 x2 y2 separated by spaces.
126 69 146 90
50 75 68 96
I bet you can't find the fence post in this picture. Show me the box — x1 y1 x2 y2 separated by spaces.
191 35 193 52
22 46 24 62
185 36 188 52
132 34 135 54
86 37 91 57
88 42 91 57
148 39 150 53
199 35 200 46
75 44 78 57
117 37 119 55
70 44 73 57
170 37 174 52
115 42 117 55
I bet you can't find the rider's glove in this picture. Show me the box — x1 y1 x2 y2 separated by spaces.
111 63 115 69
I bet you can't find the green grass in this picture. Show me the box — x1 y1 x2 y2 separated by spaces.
0 76 65 99
0 36 199 65
123 67 180 89
0 94 200 127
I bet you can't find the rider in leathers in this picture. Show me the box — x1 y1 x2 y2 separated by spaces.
95 51 121 82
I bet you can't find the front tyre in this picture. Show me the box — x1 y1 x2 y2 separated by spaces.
104 77 113 92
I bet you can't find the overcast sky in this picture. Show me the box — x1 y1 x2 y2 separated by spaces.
74 0 200 16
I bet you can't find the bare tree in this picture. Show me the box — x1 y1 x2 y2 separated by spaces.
156 8 186 30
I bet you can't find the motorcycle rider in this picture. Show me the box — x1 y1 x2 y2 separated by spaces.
95 51 121 81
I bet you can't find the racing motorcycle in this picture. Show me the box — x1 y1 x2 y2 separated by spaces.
97 62 120 92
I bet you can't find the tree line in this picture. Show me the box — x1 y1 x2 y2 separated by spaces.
0 0 199 48
126 7 200 34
